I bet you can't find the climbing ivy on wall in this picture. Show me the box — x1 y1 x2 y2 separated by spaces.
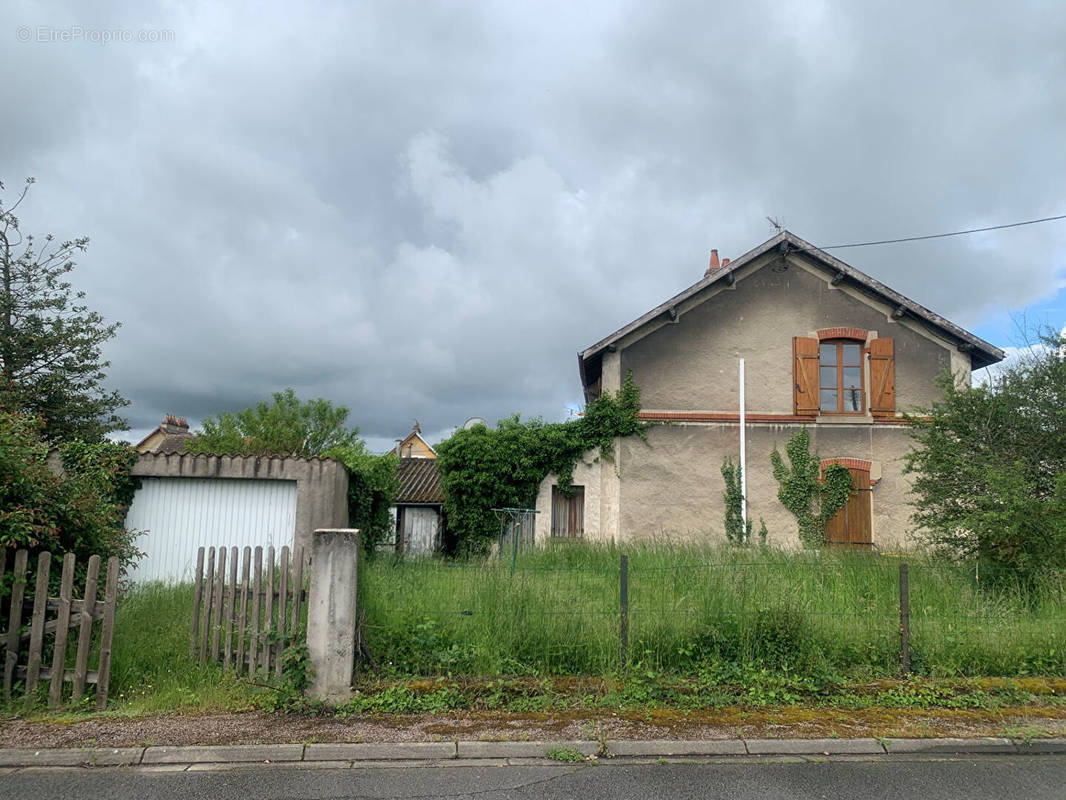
435 374 646 555
720 457 751 544
721 457 768 546
770 428 852 547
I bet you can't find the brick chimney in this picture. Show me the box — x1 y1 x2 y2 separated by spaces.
704 249 731 277
160 414 189 435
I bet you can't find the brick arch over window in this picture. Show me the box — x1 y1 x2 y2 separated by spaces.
817 327 867 342
821 457 881 485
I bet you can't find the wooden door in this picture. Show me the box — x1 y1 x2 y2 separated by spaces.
551 486 585 538
825 467 872 548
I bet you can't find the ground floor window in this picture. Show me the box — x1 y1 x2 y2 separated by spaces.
551 485 585 538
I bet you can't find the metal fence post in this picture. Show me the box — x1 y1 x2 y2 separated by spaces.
899 562 910 674
620 554 629 670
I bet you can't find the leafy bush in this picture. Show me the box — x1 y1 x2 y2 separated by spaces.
0 408 141 573
435 374 645 554
327 441 398 555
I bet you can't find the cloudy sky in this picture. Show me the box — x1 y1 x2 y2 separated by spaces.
4 0 1064 451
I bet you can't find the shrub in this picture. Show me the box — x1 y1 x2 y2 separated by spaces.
0 408 141 574
905 331 1066 584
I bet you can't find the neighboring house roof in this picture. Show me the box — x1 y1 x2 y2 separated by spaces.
135 415 196 454
578 230 1006 399
394 457 444 505
393 419 437 459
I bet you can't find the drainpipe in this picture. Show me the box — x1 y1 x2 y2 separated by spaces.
739 358 748 530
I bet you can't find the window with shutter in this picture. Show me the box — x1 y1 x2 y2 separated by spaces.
797 333 896 417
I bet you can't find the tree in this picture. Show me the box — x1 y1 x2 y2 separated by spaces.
0 178 128 443
904 332 1066 581
186 388 363 458
770 428 852 548
186 389 398 554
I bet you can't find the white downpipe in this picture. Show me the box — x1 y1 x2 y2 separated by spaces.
739 358 747 529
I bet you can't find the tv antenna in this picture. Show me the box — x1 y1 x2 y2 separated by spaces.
766 216 784 233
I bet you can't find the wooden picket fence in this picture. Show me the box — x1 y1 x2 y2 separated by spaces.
0 550 119 710
190 545 306 678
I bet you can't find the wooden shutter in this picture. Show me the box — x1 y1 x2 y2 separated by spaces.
551 486 585 538
868 337 895 415
826 466 872 548
793 337 820 415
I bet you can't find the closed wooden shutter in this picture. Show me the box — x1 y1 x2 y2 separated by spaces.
551 486 585 538
826 466 872 548
793 337 820 415
869 337 895 415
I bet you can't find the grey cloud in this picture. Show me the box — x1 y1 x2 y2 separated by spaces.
3 0 1064 449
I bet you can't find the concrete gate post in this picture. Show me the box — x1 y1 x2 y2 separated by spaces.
306 528 360 702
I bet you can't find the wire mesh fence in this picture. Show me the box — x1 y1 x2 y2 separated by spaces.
358 548 1066 678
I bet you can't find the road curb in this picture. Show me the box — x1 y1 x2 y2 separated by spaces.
1 737 1064 767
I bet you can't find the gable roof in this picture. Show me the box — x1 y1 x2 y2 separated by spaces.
578 230 1005 397
394 457 444 505
135 415 196 454
393 420 437 459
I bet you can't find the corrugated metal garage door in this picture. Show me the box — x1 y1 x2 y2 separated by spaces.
125 477 298 582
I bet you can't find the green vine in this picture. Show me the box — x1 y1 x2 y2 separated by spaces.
769 429 852 547
721 457 751 544
721 457 768 546
436 374 646 555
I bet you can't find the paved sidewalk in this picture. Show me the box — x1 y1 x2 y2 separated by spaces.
1 737 1064 769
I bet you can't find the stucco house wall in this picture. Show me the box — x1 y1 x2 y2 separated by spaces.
614 423 915 550
534 448 619 544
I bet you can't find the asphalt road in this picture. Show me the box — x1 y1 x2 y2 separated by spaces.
3 756 1065 800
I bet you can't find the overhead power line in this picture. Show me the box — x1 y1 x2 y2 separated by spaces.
805 213 1066 251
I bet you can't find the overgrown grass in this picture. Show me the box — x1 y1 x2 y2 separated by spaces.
360 542 1066 679
106 582 255 714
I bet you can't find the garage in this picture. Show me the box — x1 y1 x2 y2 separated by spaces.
125 477 298 582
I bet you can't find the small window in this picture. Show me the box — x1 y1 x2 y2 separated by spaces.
819 340 865 413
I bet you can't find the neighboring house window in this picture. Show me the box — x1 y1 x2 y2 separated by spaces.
819 340 864 413
551 486 585 538
793 334 896 416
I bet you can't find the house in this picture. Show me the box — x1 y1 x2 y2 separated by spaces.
535 230 1004 550
393 419 437 459
134 414 196 454
388 420 444 554
392 457 445 554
